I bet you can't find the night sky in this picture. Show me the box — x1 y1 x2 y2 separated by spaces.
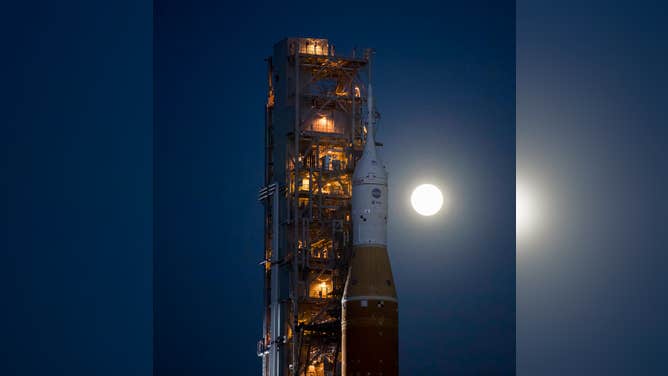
155 0 514 374
7 1 667 376
6 1 152 375
517 1 668 374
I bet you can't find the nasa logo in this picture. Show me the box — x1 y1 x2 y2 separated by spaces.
372 188 381 198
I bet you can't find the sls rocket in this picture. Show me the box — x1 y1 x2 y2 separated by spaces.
342 84 398 375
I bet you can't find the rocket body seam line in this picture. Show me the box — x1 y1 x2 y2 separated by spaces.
342 296 398 303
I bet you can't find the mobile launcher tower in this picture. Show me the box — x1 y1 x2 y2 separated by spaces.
258 38 397 376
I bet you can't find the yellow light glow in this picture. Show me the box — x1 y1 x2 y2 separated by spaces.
299 39 329 56
410 184 443 216
310 279 331 298
313 116 335 133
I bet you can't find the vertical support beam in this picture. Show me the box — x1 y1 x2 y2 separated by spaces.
268 183 282 376
351 78 355 153
292 50 300 375
259 182 283 376
262 59 271 376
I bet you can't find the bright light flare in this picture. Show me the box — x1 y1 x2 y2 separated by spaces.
516 181 539 240
411 184 444 216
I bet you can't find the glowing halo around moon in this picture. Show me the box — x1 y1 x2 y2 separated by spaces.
516 180 541 241
410 184 444 216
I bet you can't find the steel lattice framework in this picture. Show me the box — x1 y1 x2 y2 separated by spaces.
259 38 372 376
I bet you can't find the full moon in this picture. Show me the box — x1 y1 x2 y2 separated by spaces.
410 184 443 216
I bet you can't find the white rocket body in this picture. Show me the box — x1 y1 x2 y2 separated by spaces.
351 85 388 247
342 84 398 376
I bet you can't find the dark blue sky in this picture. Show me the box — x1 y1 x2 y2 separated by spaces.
7 1 668 376
517 1 668 374
5 1 152 375
155 0 514 374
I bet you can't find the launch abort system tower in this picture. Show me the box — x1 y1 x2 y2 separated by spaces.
258 38 372 376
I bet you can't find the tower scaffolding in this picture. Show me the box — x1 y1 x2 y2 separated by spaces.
258 38 372 376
